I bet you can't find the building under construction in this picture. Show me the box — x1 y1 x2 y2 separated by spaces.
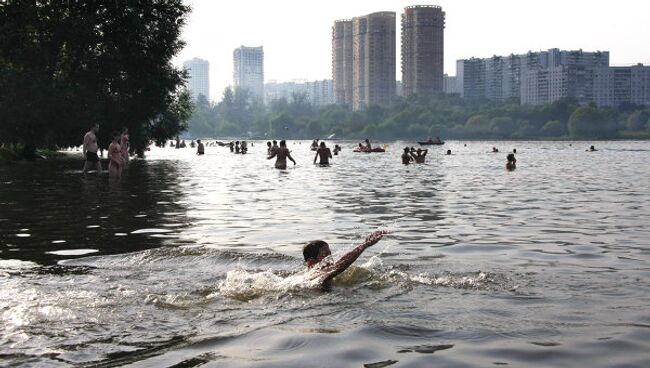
401 5 445 98
332 12 396 110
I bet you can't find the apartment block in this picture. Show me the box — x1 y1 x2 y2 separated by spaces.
332 20 353 105
182 58 210 101
233 46 264 101
401 5 445 98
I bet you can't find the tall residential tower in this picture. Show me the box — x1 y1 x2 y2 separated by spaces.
401 5 445 98
183 58 210 101
332 20 354 105
233 46 264 101
351 12 396 109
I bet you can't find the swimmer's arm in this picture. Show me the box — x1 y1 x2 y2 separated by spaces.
328 149 332 159
313 151 318 164
288 153 296 165
321 231 388 284
82 134 89 155
267 151 277 160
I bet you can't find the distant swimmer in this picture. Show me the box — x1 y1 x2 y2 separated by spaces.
588 145 597 152
303 230 388 290
446 149 452 155
196 139 205 155
513 148 517 154
314 141 332 165
271 140 279 155
506 153 517 171
364 139 372 151
108 131 122 178
190 140 196 148
235 141 240 154
240 141 248 154
82 123 102 174
268 140 296 169
266 141 272 155
411 148 428 163
333 144 341 155
492 147 499 153
401 147 414 165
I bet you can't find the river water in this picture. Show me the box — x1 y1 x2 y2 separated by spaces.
1 140 649 367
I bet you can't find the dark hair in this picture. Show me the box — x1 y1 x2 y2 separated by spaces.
273 140 277 145
267 141 271 146
447 149 451 155
404 147 409 152
112 131 120 139
303 240 328 261
280 140 286 147
320 142 325 148
507 153 516 162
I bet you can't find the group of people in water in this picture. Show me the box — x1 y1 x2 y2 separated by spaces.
82 123 129 178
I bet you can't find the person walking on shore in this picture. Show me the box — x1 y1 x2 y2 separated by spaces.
82 123 102 174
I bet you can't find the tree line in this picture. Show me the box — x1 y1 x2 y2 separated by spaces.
0 0 192 158
188 88 650 141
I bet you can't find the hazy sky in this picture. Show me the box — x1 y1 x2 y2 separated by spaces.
173 0 650 102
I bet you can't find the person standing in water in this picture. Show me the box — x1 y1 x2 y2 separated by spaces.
196 139 205 155
314 142 332 165
82 123 102 174
268 140 296 169
120 127 129 168
411 148 428 163
108 131 122 178
506 153 517 171
303 230 388 290
401 147 414 165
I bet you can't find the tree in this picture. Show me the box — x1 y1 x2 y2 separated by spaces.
568 106 616 138
0 0 192 156
540 120 567 137
626 110 650 131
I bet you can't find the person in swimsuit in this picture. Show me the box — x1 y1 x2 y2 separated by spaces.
333 144 341 155
303 230 388 290
196 139 205 155
314 141 332 165
108 131 122 178
82 123 102 174
266 141 273 155
446 149 452 155
120 127 130 167
411 148 428 163
506 153 517 171
401 147 414 165
268 140 296 169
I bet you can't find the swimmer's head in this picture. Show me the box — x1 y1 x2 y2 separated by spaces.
303 240 331 267
267 141 271 147
111 131 120 141
507 153 516 162
447 149 451 155
320 142 326 148
273 140 277 145
280 140 287 147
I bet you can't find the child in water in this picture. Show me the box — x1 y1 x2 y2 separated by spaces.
303 230 388 290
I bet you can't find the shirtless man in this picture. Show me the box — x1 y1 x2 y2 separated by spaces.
401 147 414 165
506 153 517 171
267 140 296 169
313 142 332 165
196 139 205 155
82 123 102 174
411 148 428 163
303 230 388 290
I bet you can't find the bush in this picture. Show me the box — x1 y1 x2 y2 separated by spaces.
568 106 616 138
540 120 567 137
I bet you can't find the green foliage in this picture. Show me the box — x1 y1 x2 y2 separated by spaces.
626 110 650 131
568 106 616 138
0 0 191 155
540 120 567 137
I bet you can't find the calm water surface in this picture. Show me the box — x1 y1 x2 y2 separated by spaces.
1 140 650 367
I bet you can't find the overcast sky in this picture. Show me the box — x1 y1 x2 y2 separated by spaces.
173 0 650 102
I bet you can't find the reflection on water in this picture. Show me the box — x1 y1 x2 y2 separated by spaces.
1 140 650 367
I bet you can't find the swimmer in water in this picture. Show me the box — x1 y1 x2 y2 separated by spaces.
268 140 296 169
314 141 332 165
401 147 414 165
303 230 388 290
446 149 452 155
506 153 517 171
588 145 597 152
196 139 205 155
411 148 428 163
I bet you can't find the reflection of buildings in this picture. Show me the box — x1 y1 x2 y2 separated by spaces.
333 12 396 109
401 5 445 98
182 58 210 101
455 48 650 107
233 46 264 101
264 79 333 106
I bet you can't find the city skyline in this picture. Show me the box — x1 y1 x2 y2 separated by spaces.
174 0 650 102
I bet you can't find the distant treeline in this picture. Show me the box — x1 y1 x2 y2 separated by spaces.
188 88 650 140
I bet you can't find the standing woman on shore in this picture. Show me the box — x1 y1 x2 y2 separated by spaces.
108 132 123 179
120 127 130 168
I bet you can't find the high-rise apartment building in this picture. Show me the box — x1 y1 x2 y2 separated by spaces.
182 58 210 101
351 12 396 109
264 79 333 106
332 20 353 105
233 46 264 101
401 5 445 98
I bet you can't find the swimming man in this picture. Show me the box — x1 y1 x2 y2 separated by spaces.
268 140 296 169
303 230 388 290
314 142 332 165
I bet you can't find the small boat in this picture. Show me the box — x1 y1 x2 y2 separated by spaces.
418 141 445 146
